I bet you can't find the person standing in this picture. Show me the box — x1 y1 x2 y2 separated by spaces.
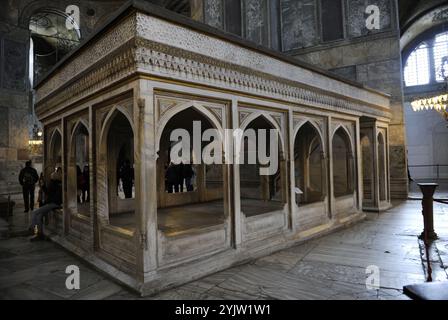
18 160 39 213
165 162 177 193
183 164 194 192
37 172 47 208
81 165 90 202
176 163 184 192
119 159 134 199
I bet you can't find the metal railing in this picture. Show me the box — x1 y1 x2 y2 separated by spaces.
408 164 448 180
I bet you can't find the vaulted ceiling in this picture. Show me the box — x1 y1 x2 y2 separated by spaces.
398 0 447 32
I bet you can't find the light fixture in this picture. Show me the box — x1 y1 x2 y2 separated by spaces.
411 94 448 121
29 124 43 145
411 55 448 121
28 139 43 145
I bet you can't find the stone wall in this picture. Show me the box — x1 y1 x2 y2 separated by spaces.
0 4 30 197
281 0 409 198
0 0 125 198
405 102 448 180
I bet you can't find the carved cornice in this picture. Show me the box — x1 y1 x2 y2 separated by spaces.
36 41 137 118
133 37 390 119
36 12 392 121
35 15 137 104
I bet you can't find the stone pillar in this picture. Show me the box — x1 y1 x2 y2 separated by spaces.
231 99 242 247
355 119 363 211
327 116 334 219
360 121 376 210
135 80 158 280
288 109 296 229
61 118 69 235
0 26 31 198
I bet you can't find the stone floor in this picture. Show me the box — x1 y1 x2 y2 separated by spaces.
108 199 284 234
0 200 447 300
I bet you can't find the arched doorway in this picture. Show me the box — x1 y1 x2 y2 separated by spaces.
47 129 62 181
157 107 226 235
294 122 325 206
105 111 135 231
68 122 89 217
332 127 355 198
239 115 285 216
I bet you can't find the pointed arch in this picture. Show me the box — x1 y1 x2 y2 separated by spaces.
294 120 325 155
48 127 62 159
293 121 326 205
99 106 135 150
239 112 286 154
332 126 355 198
70 120 89 145
332 125 354 155
156 102 224 154
377 131 385 145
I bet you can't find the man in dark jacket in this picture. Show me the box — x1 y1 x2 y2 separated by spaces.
165 162 178 193
29 167 63 241
119 159 134 199
18 160 39 213
183 164 194 192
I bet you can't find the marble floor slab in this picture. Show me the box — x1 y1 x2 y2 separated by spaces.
1 200 447 300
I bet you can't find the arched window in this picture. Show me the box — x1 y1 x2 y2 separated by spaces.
294 122 325 205
404 42 430 87
404 31 448 87
332 128 355 197
47 129 62 181
106 111 135 230
239 115 285 216
434 31 448 82
68 122 89 216
157 107 225 234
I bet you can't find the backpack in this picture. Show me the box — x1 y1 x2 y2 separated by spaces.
23 170 36 186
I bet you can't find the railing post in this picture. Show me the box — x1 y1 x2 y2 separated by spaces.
418 183 439 241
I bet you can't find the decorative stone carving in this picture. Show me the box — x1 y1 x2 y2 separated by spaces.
281 0 318 50
239 111 252 125
36 13 392 123
205 105 224 124
157 98 182 119
272 115 282 129
36 15 137 102
204 0 224 29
